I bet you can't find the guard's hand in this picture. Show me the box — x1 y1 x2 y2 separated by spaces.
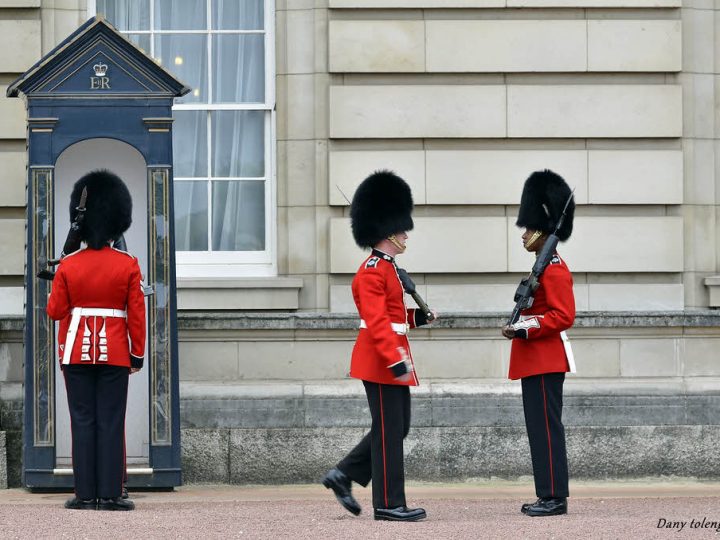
429 310 438 322
130 368 141 374
501 325 516 340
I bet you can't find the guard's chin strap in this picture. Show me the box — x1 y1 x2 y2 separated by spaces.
388 234 406 253
524 230 544 250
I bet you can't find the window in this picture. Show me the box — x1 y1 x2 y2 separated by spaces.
90 0 276 277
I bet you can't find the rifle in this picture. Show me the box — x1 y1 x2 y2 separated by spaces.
37 187 87 280
396 268 436 323
507 191 574 326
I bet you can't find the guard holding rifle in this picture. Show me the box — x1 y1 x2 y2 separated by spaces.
47 170 146 511
322 170 436 522
502 170 576 517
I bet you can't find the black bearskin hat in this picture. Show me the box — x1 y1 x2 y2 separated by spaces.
516 169 575 242
69 169 132 249
350 170 414 249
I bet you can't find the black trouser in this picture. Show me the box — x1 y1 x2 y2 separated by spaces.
336 381 411 509
521 372 569 499
63 364 129 500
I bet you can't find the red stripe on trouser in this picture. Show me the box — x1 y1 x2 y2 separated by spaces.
541 375 555 497
378 385 389 508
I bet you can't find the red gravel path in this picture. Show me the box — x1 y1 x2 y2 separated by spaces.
0 483 718 539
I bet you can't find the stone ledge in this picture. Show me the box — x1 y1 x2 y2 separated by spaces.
182 425 720 484
3 311 720 333
177 311 720 331
177 379 720 430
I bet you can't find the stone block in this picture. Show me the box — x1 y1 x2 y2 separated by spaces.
286 140 317 206
620 339 679 377
683 205 717 273
329 20 425 73
683 73 715 139
426 20 586 73
0 220 24 275
330 217 508 273
0 20 41 74
507 85 682 138
426 150 588 205
286 9 315 75
329 150 426 205
181 429 230 484
412 339 506 379
330 85 506 139
0 287 23 316
0 0 40 5
0 151 26 207
509 0 679 5
40 8 85 55
568 426 720 478
682 7 714 74
570 339 621 377
425 284 516 313
564 395 687 427
684 338 720 376
588 20 681 72
229 427 368 483
0 89 26 140
177 278 302 310
181 398 305 428
179 342 239 381
588 150 683 204
237 340 354 380
286 75 315 140
684 138 715 206
588 284 684 311
508 217 684 273
329 0 503 5
287 206 317 274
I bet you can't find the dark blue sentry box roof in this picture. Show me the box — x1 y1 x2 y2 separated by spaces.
7 15 190 98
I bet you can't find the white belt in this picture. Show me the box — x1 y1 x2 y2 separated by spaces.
560 331 576 374
62 307 127 365
359 320 408 335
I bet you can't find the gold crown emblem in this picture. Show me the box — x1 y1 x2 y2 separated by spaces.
93 62 108 77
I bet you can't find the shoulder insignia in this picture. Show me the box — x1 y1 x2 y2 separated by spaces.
365 256 380 269
112 247 136 259
550 255 561 265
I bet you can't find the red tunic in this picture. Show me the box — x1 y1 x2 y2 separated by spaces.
349 250 422 386
508 253 575 380
47 246 146 368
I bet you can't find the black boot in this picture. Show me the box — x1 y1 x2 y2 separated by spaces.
322 468 361 516
525 497 567 517
521 498 540 514
374 506 427 522
98 497 135 511
122 483 129 499
64 496 97 510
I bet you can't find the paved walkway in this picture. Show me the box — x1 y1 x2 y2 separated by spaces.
0 480 719 539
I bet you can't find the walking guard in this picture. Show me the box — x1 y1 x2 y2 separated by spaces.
502 169 576 517
322 170 436 522
47 170 146 511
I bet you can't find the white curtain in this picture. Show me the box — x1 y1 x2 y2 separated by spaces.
97 0 150 31
211 111 265 251
154 0 206 30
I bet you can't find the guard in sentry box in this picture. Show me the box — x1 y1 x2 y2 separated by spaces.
47 170 146 511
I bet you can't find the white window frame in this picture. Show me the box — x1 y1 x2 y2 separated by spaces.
88 0 277 278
